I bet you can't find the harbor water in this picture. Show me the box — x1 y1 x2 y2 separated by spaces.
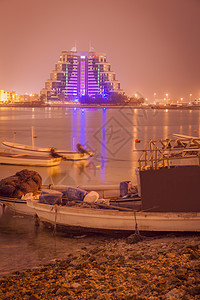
0 107 199 277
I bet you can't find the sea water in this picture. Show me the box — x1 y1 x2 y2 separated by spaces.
0 107 199 276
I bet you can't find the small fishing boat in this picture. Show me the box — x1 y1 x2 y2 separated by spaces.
27 193 200 232
2 137 200 232
2 141 93 161
0 183 139 216
0 151 62 167
0 195 35 215
27 137 200 233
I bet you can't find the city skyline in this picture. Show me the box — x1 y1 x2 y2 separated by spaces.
41 48 123 102
0 0 199 101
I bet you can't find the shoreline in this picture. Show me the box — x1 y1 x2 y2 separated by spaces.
0 103 200 110
0 233 200 299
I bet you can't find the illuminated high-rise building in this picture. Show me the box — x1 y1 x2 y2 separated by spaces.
41 47 124 102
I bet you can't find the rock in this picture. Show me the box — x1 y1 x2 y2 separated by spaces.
165 288 182 299
0 235 199 299
28 296 38 300
28 295 38 300
127 232 144 244
55 288 62 295
71 282 82 290
96 294 110 300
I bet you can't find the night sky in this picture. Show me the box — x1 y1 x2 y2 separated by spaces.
0 0 199 101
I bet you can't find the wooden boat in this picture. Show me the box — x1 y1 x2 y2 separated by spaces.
0 196 35 215
2 141 93 161
0 183 140 217
27 199 200 232
26 138 200 232
0 151 62 167
3 137 200 232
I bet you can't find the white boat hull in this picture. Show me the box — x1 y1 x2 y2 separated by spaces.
0 196 35 215
0 152 62 167
27 200 200 232
2 141 93 161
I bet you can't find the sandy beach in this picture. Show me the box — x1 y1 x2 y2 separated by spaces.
0 233 200 299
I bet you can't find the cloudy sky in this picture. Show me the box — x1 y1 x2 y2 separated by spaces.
0 0 199 101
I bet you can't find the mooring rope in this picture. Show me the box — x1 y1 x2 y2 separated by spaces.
134 211 139 234
53 206 57 234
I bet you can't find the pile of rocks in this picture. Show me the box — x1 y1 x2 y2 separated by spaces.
0 234 199 299
0 169 42 198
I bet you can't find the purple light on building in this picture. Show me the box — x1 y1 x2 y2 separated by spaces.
41 48 123 102
80 58 86 96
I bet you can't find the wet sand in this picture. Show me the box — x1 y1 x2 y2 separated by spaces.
0 233 200 299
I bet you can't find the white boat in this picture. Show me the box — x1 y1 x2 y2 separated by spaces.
0 196 35 215
27 199 200 232
0 184 136 216
0 151 62 167
2 141 93 161
26 137 200 233
3 137 200 232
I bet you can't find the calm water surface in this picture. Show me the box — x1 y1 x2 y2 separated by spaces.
0 107 199 277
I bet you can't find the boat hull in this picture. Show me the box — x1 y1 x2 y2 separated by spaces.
27 200 200 232
0 196 35 215
2 141 93 161
0 152 62 167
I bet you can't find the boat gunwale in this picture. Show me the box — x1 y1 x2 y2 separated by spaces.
0 195 27 204
28 200 200 220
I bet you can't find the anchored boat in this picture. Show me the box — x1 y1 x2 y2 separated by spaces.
0 183 139 217
27 137 200 232
0 195 35 215
2 141 93 161
0 151 62 167
2 137 200 232
27 198 200 232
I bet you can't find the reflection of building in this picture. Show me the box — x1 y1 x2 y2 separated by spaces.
41 47 124 102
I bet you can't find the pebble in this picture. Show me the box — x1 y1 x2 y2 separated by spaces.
0 234 200 299
165 288 183 299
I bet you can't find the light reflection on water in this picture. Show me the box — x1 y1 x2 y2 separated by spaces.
0 107 199 185
100 108 107 178
0 107 199 276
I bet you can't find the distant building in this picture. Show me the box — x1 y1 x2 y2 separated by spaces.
0 90 39 103
0 90 15 103
192 99 200 106
0 90 6 103
15 93 39 103
41 47 124 102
